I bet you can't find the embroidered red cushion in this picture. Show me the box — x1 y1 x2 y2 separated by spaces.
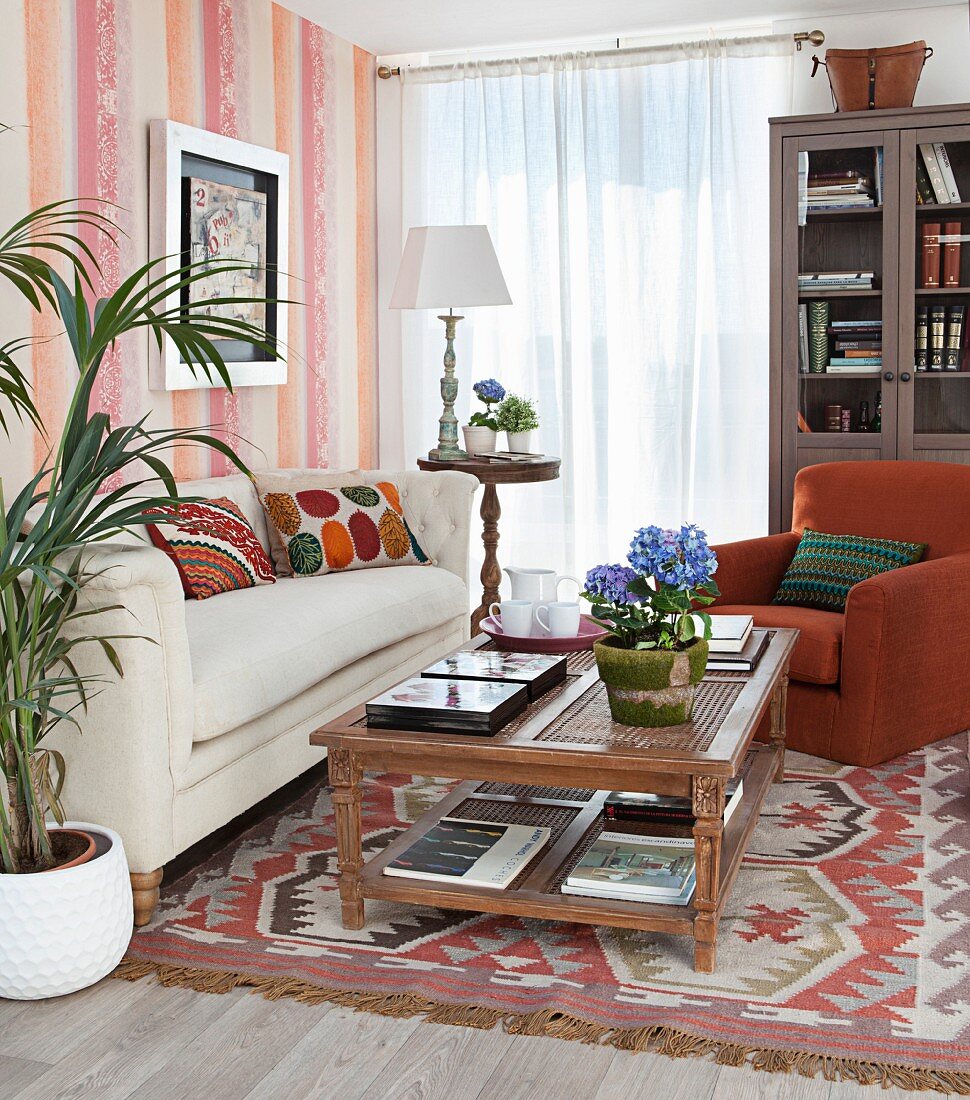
147 497 276 600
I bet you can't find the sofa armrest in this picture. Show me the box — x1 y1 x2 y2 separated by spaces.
44 541 195 873
710 532 800 607
839 552 970 761
363 469 478 587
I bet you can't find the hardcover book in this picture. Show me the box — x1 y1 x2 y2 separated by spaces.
929 305 947 370
604 771 747 828
922 223 942 289
943 222 962 288
915 153 937 204
689 614 752 653
564 833 696 901
935 143 962 203
366 677 529 735
421 651 567 702
706 628 769 672
383 817 550 888
919 145 950 204
945 304 966 371
561 869 696 906
808 300 829 373
915 305 929 371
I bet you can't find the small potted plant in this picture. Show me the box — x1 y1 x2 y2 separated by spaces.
463 378 505 454
583 525 719 728
496 393 540 453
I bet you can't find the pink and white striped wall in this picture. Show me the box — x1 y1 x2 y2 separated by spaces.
0 0 378 491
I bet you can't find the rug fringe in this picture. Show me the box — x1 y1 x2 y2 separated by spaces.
113 958 970 1094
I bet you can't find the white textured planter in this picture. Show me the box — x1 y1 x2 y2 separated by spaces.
462 425 497 454
0 822 133 1000
506 430 535 453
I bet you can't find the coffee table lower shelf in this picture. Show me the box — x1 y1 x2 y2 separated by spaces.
357 742 780 951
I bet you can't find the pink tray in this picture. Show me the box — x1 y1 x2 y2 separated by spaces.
481 614 609 654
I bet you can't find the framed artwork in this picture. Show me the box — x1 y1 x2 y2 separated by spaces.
148 120 289 391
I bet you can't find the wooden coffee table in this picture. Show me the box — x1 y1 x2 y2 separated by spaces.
311 630 797 973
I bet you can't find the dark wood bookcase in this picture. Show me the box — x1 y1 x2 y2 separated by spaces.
770 103 970 532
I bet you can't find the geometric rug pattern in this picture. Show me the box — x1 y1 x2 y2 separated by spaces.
120 735 970 1093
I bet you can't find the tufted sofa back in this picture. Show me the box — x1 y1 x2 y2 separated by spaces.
792 461 970 560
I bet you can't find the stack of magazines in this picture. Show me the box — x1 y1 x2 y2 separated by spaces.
563 833 696 906
365 651 568 735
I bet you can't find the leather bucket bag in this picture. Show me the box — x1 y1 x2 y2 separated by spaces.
812 41 932 111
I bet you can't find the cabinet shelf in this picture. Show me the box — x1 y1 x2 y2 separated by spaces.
797 289 882 299
915 371 970 379
916 202 970 215
914 287 970 296
801 372 883 380
804 207 882 222
797 433 881 448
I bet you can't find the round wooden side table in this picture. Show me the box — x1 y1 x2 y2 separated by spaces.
416 455 562 633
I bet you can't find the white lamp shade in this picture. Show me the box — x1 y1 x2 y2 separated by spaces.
389 225 512 310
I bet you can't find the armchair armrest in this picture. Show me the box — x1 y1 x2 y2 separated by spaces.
839 552 970 761
44 541 194 872
363 468 478 587
710 532 800 607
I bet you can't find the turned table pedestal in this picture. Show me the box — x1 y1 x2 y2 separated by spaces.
416 456 561 634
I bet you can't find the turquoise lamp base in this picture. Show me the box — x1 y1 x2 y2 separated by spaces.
428 311 468 461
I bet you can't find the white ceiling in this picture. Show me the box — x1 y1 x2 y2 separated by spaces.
277 0 963 56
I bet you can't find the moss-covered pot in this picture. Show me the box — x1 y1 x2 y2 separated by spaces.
593 637 709 727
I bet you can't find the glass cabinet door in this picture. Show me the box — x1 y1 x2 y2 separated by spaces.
780 131 898 523
898 127 970 464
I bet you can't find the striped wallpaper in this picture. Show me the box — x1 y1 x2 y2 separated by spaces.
0 0 378 491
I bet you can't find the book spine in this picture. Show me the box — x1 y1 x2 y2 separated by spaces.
798 304 808 374
915 304 929 371
808 300 829 373
834 341 882 350
876 148 884 207
922 223 942 289
915 153 936 204
945 304 965 371
935 143 962 203
828 357 882 365
920 144 950 204
929 305 946 370
604 808 695 825
943 221 962 288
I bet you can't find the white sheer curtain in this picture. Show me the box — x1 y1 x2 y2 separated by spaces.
385 38 793 580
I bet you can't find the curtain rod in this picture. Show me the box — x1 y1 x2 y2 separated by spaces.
376 28 823 77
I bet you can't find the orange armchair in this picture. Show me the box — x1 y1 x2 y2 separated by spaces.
711 461 970 766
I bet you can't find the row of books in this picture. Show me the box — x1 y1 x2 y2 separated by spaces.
383 754 755 903
915 304 966 371
798 154 882 214
916 143 962 205
799 308 884 374
920 222 963 289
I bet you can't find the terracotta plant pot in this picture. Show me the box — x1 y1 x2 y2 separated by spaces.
594 637 709 727
462 425 497 454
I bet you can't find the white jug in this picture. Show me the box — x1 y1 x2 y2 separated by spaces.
503 567 580 632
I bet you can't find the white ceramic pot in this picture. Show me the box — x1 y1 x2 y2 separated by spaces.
506 430 534 453
0 822 133 999
462 425 497 454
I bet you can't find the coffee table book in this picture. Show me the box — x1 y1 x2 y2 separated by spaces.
421 651 568 701
365 677 528 735
706 628 769 672
382 817 550 888
563 832 696 900
604 777 744 828
313 629 797 973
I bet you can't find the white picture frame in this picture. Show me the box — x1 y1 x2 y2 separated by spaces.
148 119 289 391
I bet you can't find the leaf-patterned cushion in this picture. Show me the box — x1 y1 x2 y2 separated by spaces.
258 479 431 578
147 497 277 600
772 528 926 612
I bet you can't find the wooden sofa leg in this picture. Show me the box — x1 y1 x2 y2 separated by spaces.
130 868 163 927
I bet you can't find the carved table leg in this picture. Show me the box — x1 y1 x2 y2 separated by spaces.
471 483 501 635
329 747 365 930
769 669 790 782
692 774 724 973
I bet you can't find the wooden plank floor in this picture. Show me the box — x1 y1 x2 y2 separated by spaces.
0 978 920 1100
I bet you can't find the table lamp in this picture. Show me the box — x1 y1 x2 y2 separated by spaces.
390 225 511 461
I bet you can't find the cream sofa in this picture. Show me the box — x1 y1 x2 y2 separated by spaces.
49 468 477 924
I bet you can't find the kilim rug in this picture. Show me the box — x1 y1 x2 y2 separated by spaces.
118 734 970 1093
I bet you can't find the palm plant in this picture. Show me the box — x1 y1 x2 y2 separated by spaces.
0 197 282 873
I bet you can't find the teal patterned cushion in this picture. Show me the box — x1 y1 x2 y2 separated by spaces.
773 528 926 612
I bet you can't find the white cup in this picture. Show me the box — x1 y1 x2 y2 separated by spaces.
489 599 534 638
535 601 581 638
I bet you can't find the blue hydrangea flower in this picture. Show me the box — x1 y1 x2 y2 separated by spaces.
627 523 717 591
472 378 506 404
584 563 640 605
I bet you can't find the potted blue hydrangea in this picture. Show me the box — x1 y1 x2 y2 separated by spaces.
583 525 719 727
463 378 505 454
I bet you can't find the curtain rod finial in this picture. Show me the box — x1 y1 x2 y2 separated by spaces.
794 30 825 51
378 64 401 79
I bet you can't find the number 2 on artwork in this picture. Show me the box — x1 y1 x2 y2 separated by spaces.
194 186 206 208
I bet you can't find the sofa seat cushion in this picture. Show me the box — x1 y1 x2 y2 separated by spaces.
185 567 468 742
712 604 844 685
